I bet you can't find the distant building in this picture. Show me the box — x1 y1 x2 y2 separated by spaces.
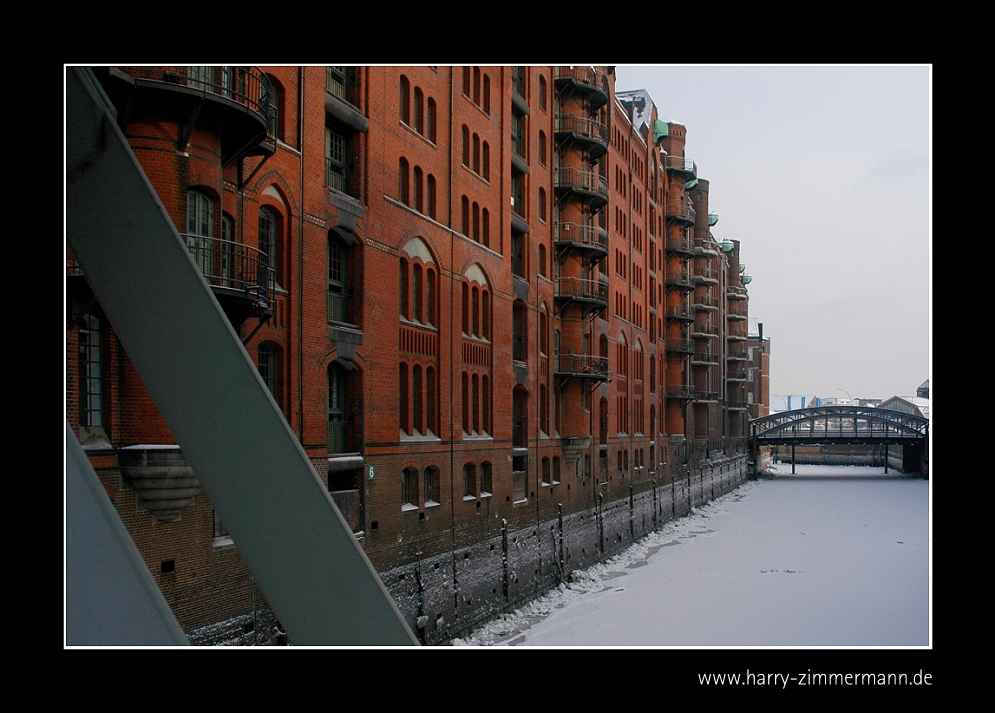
746 322 770 418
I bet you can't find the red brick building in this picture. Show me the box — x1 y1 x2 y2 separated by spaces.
66 66 754 644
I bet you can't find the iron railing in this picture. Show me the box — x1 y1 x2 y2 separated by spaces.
181 234 272 308
115 66 271 122
555 167 609 200
556 354 609 376
556 277 608 305
555 113 609 143
555 222 609 253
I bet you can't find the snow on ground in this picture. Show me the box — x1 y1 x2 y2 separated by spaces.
453 464 929 647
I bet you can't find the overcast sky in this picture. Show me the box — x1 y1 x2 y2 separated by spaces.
614 65 931 404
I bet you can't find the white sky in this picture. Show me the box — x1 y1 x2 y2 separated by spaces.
614 65 931 403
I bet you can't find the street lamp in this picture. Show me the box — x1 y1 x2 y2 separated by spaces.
837 387 852 405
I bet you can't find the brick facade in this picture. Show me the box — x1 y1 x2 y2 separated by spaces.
67 66 754 644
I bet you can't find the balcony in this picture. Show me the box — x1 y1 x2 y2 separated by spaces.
183 234 273 328
727 303 748 321
555 354 609 381
727 347 748 361
555 167 609 209
554 222 608 260
728 285 748 301
694 390 719 402
691 350 719 366
665 198 696 225
664 154 697 180
553 66 609 110
693 266 719 285
325 66 368 134
555 113 609 158
666 338 694 355
694 238 719 258
727 366 747 381
666 384 696 400
665 267 694 291
665 304 694 322
665 234 694 256
691 324 719 339
101 66 274 165
555 277 609 310
692 293 719 311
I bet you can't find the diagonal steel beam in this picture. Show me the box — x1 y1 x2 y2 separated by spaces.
66 67 417 646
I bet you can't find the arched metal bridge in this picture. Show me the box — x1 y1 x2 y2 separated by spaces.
750 405 928 446
749 405 929 476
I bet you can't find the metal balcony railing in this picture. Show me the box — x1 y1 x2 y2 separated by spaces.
555 113 609 144
666 268 693 288
555 167 609 200
664 155 697 178
694 266 718 283
665 305 693 321
666 234 694 253
555 222 608 253
666 338 694 354
116 66 272 122
556 354 609 377
665 199 696 223
556 277 609 305
693 294 719 309
182 234 272 308
555 66 602 87
666 384 695 399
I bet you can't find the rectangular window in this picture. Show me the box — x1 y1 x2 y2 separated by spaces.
78 314 102 428
326 127 348 193
402 468 418 510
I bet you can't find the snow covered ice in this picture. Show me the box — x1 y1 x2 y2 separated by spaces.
453 464 929 647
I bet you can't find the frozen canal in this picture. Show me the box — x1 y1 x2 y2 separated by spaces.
454 464 930 647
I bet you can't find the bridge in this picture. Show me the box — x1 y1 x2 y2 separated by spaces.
749 405 929 476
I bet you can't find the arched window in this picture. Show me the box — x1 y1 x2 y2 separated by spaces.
427 98 437 143
399 157 409 205
462 125 470 167
186 189 214 277
414 87 424 134
399 75 410 124
399 363 410 433
482 141 490 180
424 466 440 505
427 175 437 219
402 467 418 509
413 165 423 213
539 75 547 111
539 130 547 165
258 206 279 285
